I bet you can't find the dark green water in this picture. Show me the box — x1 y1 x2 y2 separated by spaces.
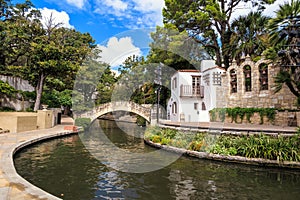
14 120 300 200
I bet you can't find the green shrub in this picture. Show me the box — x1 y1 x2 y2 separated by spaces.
218 108 226 122
162 128 177 139
136 116 147 126
151 135 162 143
75 118 91 130
188 141 203 151
0 106 15 112
161 138 170 145
145 126 300 162
209 109 217 121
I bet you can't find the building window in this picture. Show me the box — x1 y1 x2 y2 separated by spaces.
212 72 222 85
172 77 177 89
244 65 252 92
202 102 206 110
259 64 268 90
230 69 237 93
192 76 201 95
194 103 198 110
172 102 177 114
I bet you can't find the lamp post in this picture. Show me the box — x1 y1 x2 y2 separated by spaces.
155 64 162 124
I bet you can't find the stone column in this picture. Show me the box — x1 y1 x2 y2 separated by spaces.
37 110 54 129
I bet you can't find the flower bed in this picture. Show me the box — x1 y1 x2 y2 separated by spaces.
144 126 300 163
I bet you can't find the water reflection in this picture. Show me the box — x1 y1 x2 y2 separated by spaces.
80 120 183 173
14 120 300 200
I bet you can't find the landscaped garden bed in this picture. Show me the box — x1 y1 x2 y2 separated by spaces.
144 126 300 168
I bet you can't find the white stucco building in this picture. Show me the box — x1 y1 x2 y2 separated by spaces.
167 60 225 122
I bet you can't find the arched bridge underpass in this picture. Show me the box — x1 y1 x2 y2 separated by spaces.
74 101 152 123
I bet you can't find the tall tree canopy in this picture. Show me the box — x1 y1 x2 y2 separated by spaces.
267 0 300 104
147 25 210 70
227 11 271 63
0 0 96 111
162 0 276 69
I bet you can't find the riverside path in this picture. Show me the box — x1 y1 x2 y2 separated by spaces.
0 115 75 200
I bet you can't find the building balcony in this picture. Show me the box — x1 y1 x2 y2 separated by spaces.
180 85 204 98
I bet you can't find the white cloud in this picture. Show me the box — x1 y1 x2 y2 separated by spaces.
104 0 128 11
98 37 141 66
231 0 292 20
94 0 165 28
39 8 74 29
66 0 86 9
133 0 164 13
263 0 292 17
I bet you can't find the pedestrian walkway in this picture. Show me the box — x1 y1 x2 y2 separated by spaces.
0 115 75 200
159 120 298 134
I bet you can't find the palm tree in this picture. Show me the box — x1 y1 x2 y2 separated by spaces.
226 11 271 64
267 0 300 105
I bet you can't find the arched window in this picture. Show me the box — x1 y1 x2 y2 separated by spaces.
172 102 177 114
230 69 237 93
244 65 252 92
259 64 268 90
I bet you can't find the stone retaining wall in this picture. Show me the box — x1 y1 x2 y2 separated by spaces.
144 140 300 169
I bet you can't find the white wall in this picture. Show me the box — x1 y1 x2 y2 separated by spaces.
167 60 223 123
168 70 209 122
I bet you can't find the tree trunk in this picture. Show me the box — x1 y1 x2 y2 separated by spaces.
34 73 46 111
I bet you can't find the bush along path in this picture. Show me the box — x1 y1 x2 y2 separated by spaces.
144 126 300 168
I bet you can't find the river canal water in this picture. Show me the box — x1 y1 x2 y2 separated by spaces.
14 120 300 200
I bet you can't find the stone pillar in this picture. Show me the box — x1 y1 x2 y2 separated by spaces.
37 110 54 129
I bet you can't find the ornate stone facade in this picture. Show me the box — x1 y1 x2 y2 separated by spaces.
216 56 298 110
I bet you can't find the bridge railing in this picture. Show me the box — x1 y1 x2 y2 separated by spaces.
74 101 151 122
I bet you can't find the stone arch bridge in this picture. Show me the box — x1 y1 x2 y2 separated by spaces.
74 101 152 123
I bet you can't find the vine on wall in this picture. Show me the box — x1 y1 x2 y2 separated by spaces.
209 107 277 124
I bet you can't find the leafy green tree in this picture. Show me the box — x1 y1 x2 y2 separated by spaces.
0 0 42 70
0 80 16 98
28 26 95 111
96 66 117 104
0 1 96 111
147 25 209 70
163 0 276 69
72 53 107 113
227 11 271 63
113 55 147 102
267 0 300 105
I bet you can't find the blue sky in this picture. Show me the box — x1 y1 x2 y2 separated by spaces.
11 0 165 67
12 0 290 67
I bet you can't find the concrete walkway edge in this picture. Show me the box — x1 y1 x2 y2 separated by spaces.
0 116 76 200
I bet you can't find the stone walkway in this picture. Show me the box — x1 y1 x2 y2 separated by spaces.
0 116 74 200
159 120 298 134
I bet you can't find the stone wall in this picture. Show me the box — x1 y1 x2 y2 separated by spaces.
0 75 34 91
216 56 298 110
0 75 35 111
1 96 32 111
211 110 300 127
0 110 55 133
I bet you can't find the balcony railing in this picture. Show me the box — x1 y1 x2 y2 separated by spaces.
180 85 204 98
